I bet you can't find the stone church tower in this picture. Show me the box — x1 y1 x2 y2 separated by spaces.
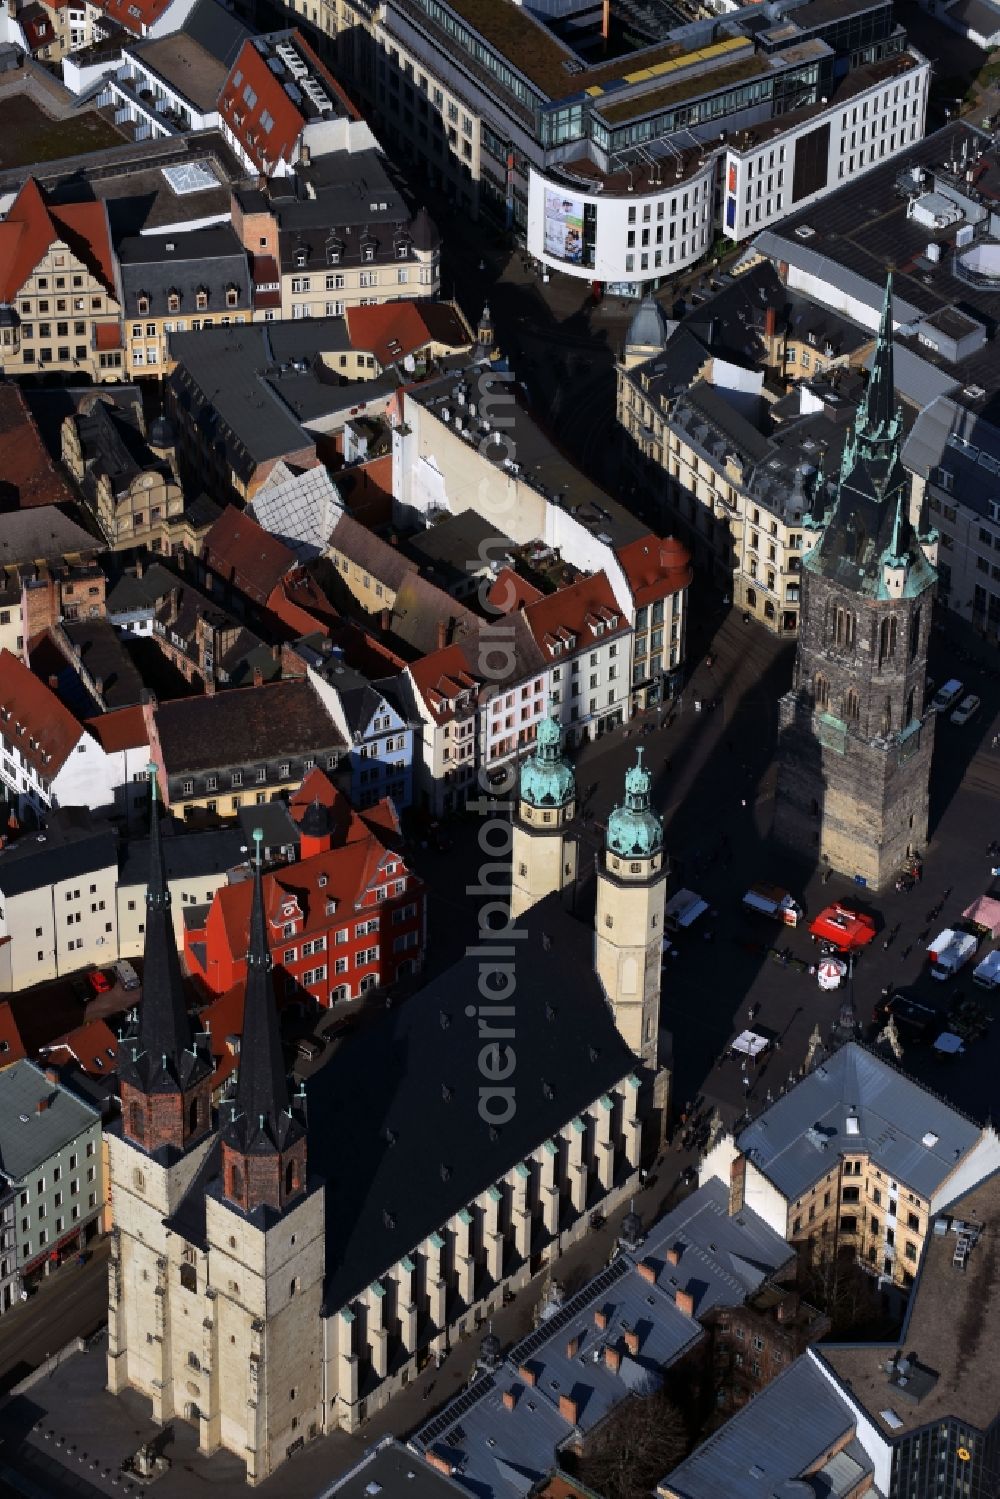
593 749 667 1071
108 799 324 1486
773 275 937 890
510 706 577 920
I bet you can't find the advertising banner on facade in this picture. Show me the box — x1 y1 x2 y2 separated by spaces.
543 189 584 263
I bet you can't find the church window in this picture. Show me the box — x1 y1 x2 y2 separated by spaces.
909 606 921 660
229 1163 243 1199
180 1261 197 1293
813 674 829 710
128 1102 144 1142
844 689 860 722
878 616 897 666
883 697 892 735
834 607 855 649
906 689 915 724
188 1098 199 1136
132 1168 145 1191
285 1159 300 1195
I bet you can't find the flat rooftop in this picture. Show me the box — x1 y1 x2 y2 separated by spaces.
821 1169 1000 1438
596 40 829 127
753 119 1000 416
131 32 229 114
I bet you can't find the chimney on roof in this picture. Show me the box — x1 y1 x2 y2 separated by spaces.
44 1068 59 1085
558 1394 579 1425
594 1307 608 1330
675 1288 695 1317
36 1096 50 1114
502 1388 518 1411
566 1334 581 1358
666 1245 681 1266
637 1261 657 1284
518 1364 537 1387
253 666 263 689
437 618 448 651
380 607 391 632
604 1345 621 1373
48 675 58 691
624 1329 640 1356
764 305 777 340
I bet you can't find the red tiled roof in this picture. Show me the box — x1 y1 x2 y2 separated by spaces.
408 642 482 726
487 566 543 614
22 10 54 48
0 385 75 509
266 569 339 636
220 32 357 173
616 534 693 608
93 322 123 350
521 571 629 659
198 982 245 1091
0 178 116 303
41 1017 118 1077
345 302 470 368
99 0 175 36
84 705 148 754
203 504 297 606
0 1001 27 1067
0 648 83 779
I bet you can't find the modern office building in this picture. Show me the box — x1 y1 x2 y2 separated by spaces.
311 0 928 291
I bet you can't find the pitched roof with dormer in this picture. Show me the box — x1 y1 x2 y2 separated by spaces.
0 649 84 781
520 571 628 660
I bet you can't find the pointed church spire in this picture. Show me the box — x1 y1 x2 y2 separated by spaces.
224 830 302 1155
855 271 897 447
122 769 208 1092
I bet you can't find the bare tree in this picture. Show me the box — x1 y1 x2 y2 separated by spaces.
577 1391 688 1499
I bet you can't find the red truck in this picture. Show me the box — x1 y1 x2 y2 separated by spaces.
808 903 877 952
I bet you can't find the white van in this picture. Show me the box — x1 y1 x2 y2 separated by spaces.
973 951 1000 990
114 959 140 991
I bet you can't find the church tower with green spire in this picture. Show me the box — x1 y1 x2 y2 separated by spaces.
510 703 578 919
773 274 937 889
594 749 667 1074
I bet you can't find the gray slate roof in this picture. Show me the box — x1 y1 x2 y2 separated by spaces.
118 822 246 888
738 1042 984 1203
0 1060 100 1185
0 506 99 568
902 395 1000 523
412 1178 794 1499
661 1352 865 1499
0 807 116 898
118 226 251 319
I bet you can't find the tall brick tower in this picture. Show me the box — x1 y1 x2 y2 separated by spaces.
108 772 215 1408
773 275 937 890
206 828 324 1481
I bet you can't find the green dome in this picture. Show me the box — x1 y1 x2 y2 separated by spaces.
520 707 575 809
607 749 662 858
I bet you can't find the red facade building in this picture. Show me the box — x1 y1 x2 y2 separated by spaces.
185 778 425 1007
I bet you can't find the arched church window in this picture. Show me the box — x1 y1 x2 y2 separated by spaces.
879 616 897 667
180 1262 197 1293
129 1102 144 1142
909 606 921 661
814 674 829 710
882 697 892 735
844 689 860 722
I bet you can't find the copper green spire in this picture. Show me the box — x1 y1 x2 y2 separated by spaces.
519 699 575 809
607 748 663 858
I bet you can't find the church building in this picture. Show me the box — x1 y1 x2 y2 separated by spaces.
108 717 668 1483
773 274 938 890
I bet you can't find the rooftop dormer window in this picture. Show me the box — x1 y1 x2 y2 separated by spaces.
295 247 308 269
167 290 180 313
226 286 238 308
195 288 208 311
137 293 150 315
364 245 375 262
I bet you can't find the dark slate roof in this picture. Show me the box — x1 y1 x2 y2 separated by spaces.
118 821 246 888
117 226 251 319
0 506 100 569
0 808 116 898
221 854 304 1157
306 893 637 1312
182 0 251 65
235 800 299 854
117 791 213 1098
153 678 342 775
73 398 164 500
105 562 178 616
61 619 146 710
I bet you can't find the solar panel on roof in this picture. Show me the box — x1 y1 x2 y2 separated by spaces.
416 1374 495 1445
509 1258 629 1366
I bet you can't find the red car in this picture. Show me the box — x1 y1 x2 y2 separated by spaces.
87 969 112 995
808 903 877 953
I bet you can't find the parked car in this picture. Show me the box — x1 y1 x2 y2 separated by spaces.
87 969 111 995
951 694 981 726
931 679 963 713
114 959 140 991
